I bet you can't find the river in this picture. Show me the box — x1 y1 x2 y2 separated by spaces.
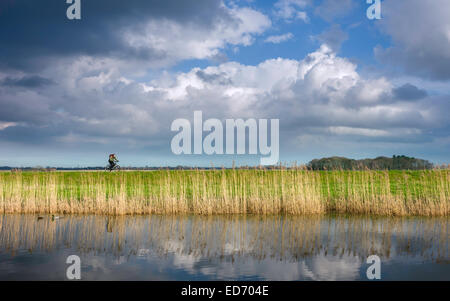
0 214 448 280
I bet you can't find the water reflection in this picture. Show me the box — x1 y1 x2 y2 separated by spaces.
0 214 448 280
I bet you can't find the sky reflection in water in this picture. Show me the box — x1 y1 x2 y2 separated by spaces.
0 214 448 280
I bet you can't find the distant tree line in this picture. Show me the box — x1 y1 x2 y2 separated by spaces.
308 155 434 170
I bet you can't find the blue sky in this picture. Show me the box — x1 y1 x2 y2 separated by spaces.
173 1 390 72
0 0 449 167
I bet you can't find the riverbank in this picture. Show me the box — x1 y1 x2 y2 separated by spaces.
0 169 448 216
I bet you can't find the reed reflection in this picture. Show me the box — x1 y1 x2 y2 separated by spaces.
0 214 447 262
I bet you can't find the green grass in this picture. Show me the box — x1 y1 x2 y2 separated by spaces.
0 169 448 216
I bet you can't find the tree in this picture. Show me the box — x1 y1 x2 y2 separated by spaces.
308 155 433 170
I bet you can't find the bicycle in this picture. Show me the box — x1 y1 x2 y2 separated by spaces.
105 163 121 172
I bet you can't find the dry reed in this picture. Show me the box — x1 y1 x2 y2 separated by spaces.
0 168 448 216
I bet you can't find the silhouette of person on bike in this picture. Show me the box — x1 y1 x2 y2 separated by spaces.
108 154 119 170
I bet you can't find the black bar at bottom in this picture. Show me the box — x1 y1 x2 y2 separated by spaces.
0 281 445 299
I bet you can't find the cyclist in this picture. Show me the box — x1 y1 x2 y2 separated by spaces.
108 154 119 169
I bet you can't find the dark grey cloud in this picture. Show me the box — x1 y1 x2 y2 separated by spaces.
0 95 56 125
1 75 53 88
377 0 450 80
196 70 232 85
0 124 63 144
392 84 427 101
0 0 231 71
315 24 348 51
314 0 356 22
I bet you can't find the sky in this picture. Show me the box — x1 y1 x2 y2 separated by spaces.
0 0 449 167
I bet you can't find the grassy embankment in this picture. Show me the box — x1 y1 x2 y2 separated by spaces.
0 169 448 216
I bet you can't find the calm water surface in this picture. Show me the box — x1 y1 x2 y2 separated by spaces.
0 214 448 280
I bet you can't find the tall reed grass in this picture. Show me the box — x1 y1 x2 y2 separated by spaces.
0 169 448 216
